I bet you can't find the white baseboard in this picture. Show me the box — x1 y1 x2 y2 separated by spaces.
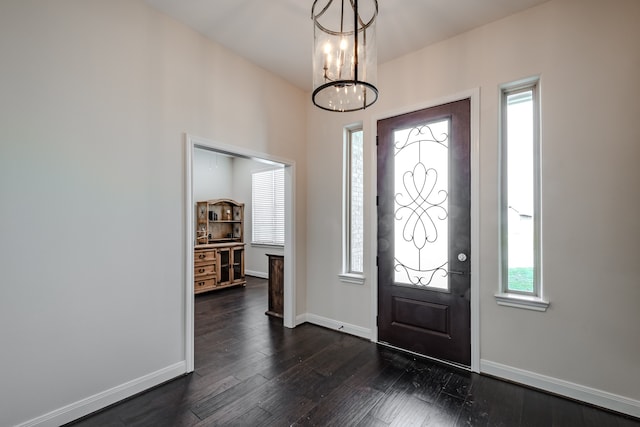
17 361 187 427
245 269 268 279
298 312 372 341
22 339 638 425
481 359 640 419
295 312 307 326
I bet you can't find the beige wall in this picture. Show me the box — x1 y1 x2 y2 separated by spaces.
306 0 640 408
0 1 306 426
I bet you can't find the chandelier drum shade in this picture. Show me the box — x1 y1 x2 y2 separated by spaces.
311 0 378 112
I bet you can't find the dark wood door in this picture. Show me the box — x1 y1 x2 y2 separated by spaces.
377 99 471 366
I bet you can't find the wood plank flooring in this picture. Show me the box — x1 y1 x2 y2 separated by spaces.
68 277 640 426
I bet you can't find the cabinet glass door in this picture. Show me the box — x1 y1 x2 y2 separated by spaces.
219 248 230 284
232 248 243 282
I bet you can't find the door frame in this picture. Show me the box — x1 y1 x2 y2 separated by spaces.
184 133 297 373
369 89 480 372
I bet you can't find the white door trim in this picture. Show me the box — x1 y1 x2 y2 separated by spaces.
184 134 297 373
369 89 481 373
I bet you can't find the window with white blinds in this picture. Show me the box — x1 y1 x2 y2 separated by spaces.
252 168 285 246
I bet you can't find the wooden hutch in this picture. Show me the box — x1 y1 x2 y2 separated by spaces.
194 199 246 294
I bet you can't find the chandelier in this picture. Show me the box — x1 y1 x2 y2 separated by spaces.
311 0 379 112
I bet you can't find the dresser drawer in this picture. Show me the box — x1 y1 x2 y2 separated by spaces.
194 249 216 265
194 277 216 293
194 263 216 278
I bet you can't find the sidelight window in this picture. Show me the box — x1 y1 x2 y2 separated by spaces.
340 126 365 284
497 78 548 311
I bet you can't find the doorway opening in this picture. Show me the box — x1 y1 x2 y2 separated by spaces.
184 134 297 373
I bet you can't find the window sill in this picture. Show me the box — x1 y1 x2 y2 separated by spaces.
338 273 366 285
494 293 549 312
251 242 284 249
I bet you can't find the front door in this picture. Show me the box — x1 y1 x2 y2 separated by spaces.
377 98 471 366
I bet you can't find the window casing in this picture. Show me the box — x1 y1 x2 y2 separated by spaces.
340 126 365 284
252 168 285 246
497 79 548 311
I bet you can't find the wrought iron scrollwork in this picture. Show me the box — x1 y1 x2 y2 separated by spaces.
394 122 450 287
393 259 450 287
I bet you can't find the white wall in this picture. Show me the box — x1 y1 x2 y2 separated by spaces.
306 0 640 414
193 148 233 202
0 1 307 426
232 157 285 277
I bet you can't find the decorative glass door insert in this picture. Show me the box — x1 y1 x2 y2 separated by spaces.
394 119 450 290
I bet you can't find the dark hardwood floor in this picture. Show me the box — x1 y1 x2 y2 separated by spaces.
69 277 640 427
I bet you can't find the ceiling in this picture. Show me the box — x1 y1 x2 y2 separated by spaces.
144 0 549 91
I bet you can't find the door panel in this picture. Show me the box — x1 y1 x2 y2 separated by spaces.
377 99 471 366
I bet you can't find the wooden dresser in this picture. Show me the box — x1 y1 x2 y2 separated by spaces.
194 246 217 294
194 198 246 295
194 243 246 294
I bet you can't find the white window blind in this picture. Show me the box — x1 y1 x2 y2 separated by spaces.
252 168 285 245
